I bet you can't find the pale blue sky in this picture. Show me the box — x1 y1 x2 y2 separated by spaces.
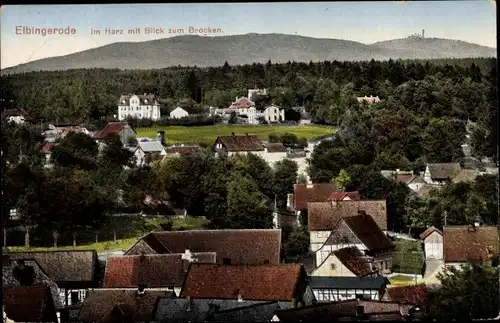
1 2 496 68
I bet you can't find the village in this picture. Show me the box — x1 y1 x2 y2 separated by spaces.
2 83 499 322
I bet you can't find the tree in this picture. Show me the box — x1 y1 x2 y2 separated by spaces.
421 118 465 162
226 173 271 229
99 133 134 169
333 169 351 190
283 227 310 263
51 132 99 170
273 159 298 210
403 195 430 235
428 263 499 320
469 122 491 160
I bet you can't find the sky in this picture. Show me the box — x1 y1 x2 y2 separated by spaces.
0 1 496 69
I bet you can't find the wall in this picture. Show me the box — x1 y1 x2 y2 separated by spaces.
424 232 443 260
265 152 288 168
120 125 137 147
124 239 157 255
310 253 356 277
313 288 380 302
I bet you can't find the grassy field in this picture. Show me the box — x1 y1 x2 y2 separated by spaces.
5 216 209 253
135 125 334 145
392 239 424 275
389 275 420 286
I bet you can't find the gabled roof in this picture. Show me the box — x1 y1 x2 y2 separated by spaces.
103 253 217 288
180 263 304 301
165 145 203 155
420 226 443 240
3 286 56 322
273 299 413 322
78 289 173 323
2 257 64 309
308 200 388 231
2 109 31 121
152 298 278 322
293 183 337 211
308 276 390 290
126 229 282 265
137 140 165 153
427 163 462 180
266 142 286 153
118 93 159 105
210 301 292 322
170 107 189 115
443 226 499 262
214 135 265 152
230 97 255 109
93 122 135 140
342 214 394 251
6 250 98 283
332 247 377 277
330 191 361 201
452 169 480 183
385 284 430 308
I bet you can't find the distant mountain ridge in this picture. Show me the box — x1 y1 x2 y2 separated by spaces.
2 33 496 75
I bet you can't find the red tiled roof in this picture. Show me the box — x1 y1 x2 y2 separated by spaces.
215 135 265 152
2 109 31 121
266 143 287 153
330 191 361 201
231 97 254 109
308 200 388 231
343 214 394 251
293 184 337 211
394 173 414 183
93 122 131 140
180 263 303 301
427 163 462 180
419 226 443 240
443 226 499 262
3 286 55 322
386 284 430 308
165 145 203 155
42 142 57 153
333 247 377 277
78 289 173 323
103 253 217 288
129 229 282 265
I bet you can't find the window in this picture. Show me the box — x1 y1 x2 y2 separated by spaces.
70 291 79 304
330 263 336 270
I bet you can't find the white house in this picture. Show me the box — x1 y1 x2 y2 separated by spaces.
2 109 31 124
117 93 161 121
356 95 381 104
420 226 443 260
169 107 189 119
381 169 426 192
132 140 166 166
308 276 389 302
213 134 266 158
264 143 288 167
263 105 285 123
310 246 378 278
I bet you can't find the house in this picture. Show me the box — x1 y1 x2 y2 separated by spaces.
124 229 282 265
170 107 189 119
213 134 265 157
382 284 430 309
180 263 315 307
152 298 292 322
308 204 392 274
263 105 285 123
422 163 462 186
381 169 426 192
308 276 390 302
6 250 100 306
2 109 32 124
310 246 379 277
286 183 337 225
452 168 480 183
132 140 166 166
443 224 499 269
3 286 58 323
93 122 137 147
3 256 64 310
357 95 381 104
420 226 443 260
264 143 287 167
78 288 174 323
117 93 161 121
330 191 361 201
60 125 90 138
164 144 204 158
271 299 418 322
103 251 217 296
42 142 58 167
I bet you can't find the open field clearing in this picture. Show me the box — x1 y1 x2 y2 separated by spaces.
135 125 335 144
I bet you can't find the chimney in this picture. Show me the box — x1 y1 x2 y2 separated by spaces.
292 298 298 308
331 199 338 207
245 132 248 136
137 284 146 296
306 184 314 188
286 193 294 210
237 293 243 302
185 296 192 312
231 132 235 136
474 222 480 227
396 169 400 173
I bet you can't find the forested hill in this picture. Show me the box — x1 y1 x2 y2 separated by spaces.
1 34 496 74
